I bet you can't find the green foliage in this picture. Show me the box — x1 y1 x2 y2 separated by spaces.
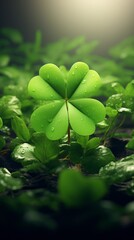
28 62 106 140
0 66 21 79
58 169 107 207
109 36 134 67
43 37 99 66
76 135 100 150
0 95 22 119
68 143 115 174
82 145 116 174
0 117 3 128
99 154 134 183
12 133 60 171
0 28 134 236
32 132 59 162
0 54 10 67
125 80 134 97
11 116 30 142
126 138 134 150
12 143 37 166
0 28 23 44
0 168 22 192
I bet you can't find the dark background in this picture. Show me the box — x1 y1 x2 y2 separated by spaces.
0 0 134 53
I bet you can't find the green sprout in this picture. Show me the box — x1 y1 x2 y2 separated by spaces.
28 62 106 141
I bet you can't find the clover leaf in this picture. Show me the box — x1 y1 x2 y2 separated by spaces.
28 62 106 140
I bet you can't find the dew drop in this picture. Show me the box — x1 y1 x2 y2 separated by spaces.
51 127 55 132
74 65 78 69
82 79 86 84
72 71 75 76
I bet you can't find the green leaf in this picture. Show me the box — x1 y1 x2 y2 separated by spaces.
0 54 10 67
12 143 37 166
125 80 134 97
46 104 69 140
0 28 23 43
0 66 21 78
76 40 99 55
68 102 95 135
0 95 22 119
69 142 83 164
109 36 134 67
28 76 62 100
67 62 89 98
86 137 100 150
0 168 22 192
106 106 118 117
75 134 89 148
106 94 123 110
99 154 134 183
82 146 116 174
0 117 3 128
124 96 134 112
58 169 107 207
111 82 125 94
11 116 30 142
32 132 59 162
70 98 106 123
66 36 85 51
39 63 65 97
126 138 134 150
30 101 68 140
28 62 105 140
70 70 102 99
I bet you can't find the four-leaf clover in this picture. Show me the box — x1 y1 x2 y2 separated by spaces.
28 62 106 140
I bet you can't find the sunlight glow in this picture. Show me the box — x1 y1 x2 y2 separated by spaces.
33 0 134 51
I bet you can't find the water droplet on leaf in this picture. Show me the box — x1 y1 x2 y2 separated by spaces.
51 127 55 132
82 79 86 84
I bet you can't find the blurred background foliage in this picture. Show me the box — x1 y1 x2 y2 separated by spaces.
0 28 134 238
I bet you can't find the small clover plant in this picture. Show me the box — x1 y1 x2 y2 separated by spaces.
28 62 106 140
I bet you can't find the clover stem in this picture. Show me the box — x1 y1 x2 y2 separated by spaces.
65 98 71 144
67 125 71 144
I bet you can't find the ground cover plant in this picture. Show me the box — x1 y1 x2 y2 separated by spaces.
0 28 134 239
